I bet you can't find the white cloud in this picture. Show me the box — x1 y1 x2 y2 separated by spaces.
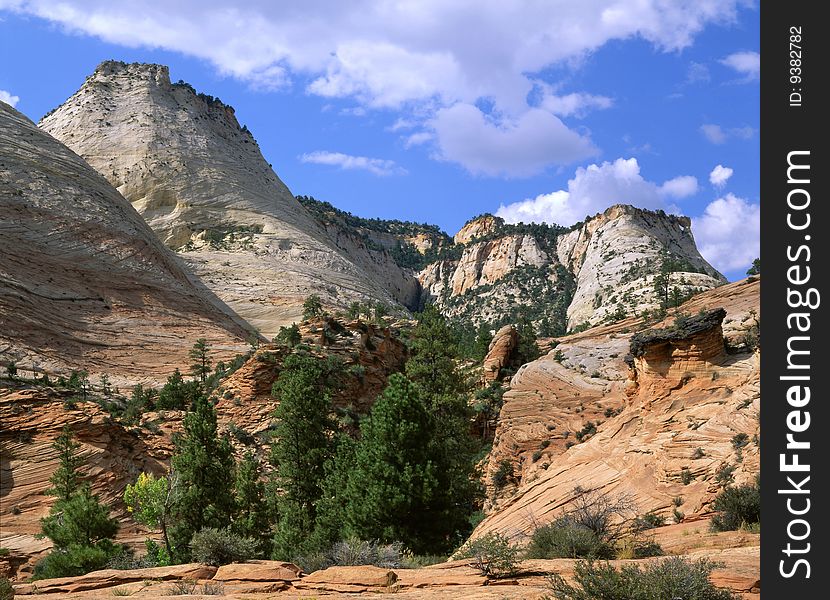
685 62 711 85
403 132 432 148
0 0 747 176
533 83 613 118
430 103 598 177
709 164 733 187
720 50 760 81
496 157 693 225
0 89 20 107
659 175 698 199
299 151 407 176
700 123 756 144
692 194 760 273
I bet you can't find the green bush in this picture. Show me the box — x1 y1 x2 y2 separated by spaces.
456 532 519 578
544 556 740 600
525 519 614 560
634 511 665 530
0 577 14 600
731 433 749 450
492 460 514 489
33 542 124 579
189 528 259 566
710 481 760 532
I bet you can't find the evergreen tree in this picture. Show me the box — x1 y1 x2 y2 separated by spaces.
346 301 361 320
169 393 236 561
514 315 540 366
343 374 441 553
46 425 83 502
747 258 760 276
188 338 212 383
157 369 201 410
302 294 324 320
269 354 337 559
312 434 357 550
473 323 493 362
404 307 479 551
274 324 301 348
233 452 270 555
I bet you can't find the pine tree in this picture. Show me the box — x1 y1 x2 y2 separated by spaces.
169 393 236 561
157 368 201 410
404 306 480 551
188 338 212 383
233 452 270 555
269 354 336 559
343 374 441 553
46 425 83 502
302 294 324 320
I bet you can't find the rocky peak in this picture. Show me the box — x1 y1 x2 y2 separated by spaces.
453 214 503 245
39 61 406 336
556 204 726 329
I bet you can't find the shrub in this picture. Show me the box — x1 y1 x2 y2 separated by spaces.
296 539 404 572
680 468 694 485
673 509 685 524
33 543 124 579
167 580 197 595
710 480 760 532
456 532 519 578
715 464 736 488
544 556 740 600
189 528 258 566
0 577 13 600
532 450 543 462
492 460 514 489
525 519 614 559
634 511 665 530
731 433 749 450
692 447 705 459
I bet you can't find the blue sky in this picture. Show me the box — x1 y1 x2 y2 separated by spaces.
0 1 759 280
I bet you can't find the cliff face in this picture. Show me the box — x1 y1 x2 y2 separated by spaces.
417 208 725 332
475 278 759 539
557 205 726 329
0 102 248 384
39 61 403 337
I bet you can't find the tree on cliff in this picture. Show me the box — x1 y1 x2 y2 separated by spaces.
233 452 271 555
46 424 83 502
188 338 212 383
169 393 236 561
747 258 760 276
302 294 324 320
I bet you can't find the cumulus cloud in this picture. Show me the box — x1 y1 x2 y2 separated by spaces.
299 151 407 176
700 123 756 144
0 89 19 107
430 103 598 177
495 157 694 225
709 164 733 187
533 84 614 118
0 0 747 176
720 50 760 81
659 175 698 199
692 194 760 273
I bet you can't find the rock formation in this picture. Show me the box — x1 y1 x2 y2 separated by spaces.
417 207 724 332
558 204 726 328
39 61 405 337
475 278 759 539
0 102 248 384
481 325 518 383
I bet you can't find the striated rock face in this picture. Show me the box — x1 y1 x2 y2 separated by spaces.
477 278 759 538
557 204 726 329
0 102 248 384
39 61 403 337
482 325 518 383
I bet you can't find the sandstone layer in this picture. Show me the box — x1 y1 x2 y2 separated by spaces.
475 278 759 539
0 101 248 384
39 61 404 337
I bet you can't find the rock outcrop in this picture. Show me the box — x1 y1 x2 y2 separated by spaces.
0 101 248 384
39 61 405 337
482 325 518 383
557 205 726 329
476 278 759 536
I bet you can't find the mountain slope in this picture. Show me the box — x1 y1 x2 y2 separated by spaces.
0 101 248 383
39 61 405 337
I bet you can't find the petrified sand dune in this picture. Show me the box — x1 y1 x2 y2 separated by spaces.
478 278 759 538
0 101 248 383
